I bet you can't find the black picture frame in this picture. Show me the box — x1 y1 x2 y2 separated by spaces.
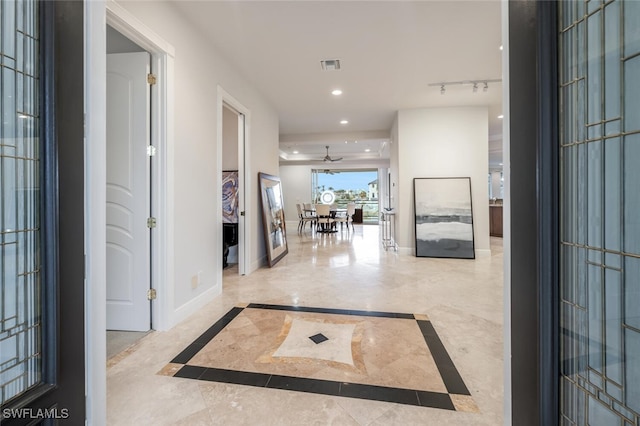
258 172 288 267
413 177 475 259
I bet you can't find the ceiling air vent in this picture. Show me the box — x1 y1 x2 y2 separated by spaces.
320 59 341 71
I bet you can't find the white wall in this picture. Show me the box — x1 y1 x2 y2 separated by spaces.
248 106 280 270
396 106 490 256
117 1 279 307
106 25 145 53
279 165 313 225
390 117 399 211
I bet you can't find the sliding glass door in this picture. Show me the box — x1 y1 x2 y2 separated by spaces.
311 168 379 223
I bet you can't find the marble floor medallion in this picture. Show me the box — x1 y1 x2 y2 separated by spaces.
256 314 367 374
160 303 479 413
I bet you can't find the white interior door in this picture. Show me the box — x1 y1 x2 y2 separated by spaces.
106 52 151 331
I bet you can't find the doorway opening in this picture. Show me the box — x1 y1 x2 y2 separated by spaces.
218 89 249 278
222 104 241 272
105 25 153 355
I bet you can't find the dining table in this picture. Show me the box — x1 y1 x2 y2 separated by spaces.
304 206 347 233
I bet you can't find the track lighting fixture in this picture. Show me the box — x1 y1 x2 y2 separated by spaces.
429 78 501 94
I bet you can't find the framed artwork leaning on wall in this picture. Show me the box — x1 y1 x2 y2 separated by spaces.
414 177 475 259
259 172 289 267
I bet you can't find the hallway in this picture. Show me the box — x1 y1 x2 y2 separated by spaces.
107 226 504 425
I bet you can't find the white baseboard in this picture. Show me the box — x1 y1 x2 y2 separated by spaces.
171 284 220 328
249 255 267 274
397 246 412 256
475 248 492 257
286 220 298 229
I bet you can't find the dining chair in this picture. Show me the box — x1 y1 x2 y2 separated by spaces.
314 204 335 232
334 203 356 231
303 203 315 217
296 203 316 232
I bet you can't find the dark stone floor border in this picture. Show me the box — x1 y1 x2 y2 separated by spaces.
168 304 473 411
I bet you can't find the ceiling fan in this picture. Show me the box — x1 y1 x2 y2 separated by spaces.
321 145 343 162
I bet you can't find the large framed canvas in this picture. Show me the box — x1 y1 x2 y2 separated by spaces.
222 170 239 223
413 177 475 259
259 172 288 267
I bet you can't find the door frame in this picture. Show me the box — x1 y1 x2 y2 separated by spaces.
506 1 560 424
85 1 175 423
217 87 250 276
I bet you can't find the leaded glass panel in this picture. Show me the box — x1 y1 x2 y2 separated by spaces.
623 0 640 58
0 0 42 405
559 1 640 424
604 137 620 251
625 57 640 132
624 133 640 255
603 1 620 121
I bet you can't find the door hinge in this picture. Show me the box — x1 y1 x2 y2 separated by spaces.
240 211 245 216
147 288 157 300
147 73 157 85
147 145 157 157
147 217 157 228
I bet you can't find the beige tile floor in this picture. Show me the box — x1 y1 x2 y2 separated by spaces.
107 331 151 359
107 225 504 425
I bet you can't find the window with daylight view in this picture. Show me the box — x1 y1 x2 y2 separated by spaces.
311 169 379 223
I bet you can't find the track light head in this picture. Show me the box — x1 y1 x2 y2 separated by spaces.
429 78 501 95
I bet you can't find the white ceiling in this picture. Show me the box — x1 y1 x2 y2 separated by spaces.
171 0 503 167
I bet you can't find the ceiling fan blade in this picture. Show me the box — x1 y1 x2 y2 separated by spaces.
330 157 343 162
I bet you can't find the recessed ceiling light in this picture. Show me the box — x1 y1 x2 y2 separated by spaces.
498 114 504 119
340 120 349 124
365 148 371 152
499 163 503 166
354 140 358 143
499 45 503 50
292 150 299 154
331 89 342 96
344 140 348 144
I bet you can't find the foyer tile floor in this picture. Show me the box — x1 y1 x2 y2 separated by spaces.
160 304 477 412
107 225 504 425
